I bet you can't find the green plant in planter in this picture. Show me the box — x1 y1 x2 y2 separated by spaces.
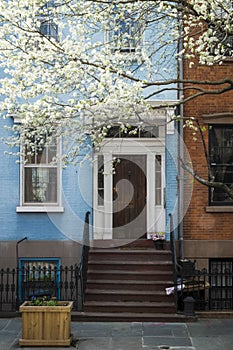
31 296 58 306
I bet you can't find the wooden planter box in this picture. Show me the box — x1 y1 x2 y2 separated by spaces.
19 301 73 347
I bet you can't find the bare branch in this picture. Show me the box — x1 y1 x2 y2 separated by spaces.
180 159 233 200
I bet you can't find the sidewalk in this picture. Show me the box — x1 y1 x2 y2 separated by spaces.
1 318 233 350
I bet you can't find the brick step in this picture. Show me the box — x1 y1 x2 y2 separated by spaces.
87 269 173 281
89 249 172 261
85 289 172 302
87 260 173 271
72 311 194 322
84 301 176 313
90 239 155 249
84 239 178 321
86 279 173 290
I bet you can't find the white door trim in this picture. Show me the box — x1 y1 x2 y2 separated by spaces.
93 138 166 239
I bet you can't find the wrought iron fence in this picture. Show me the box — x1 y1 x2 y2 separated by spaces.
0 264 82 313
177 268 233 312
0 211 91 314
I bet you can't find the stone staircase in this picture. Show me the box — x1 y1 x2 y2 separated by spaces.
75 240 188 322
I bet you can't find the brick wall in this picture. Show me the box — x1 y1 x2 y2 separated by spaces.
183 60 233 240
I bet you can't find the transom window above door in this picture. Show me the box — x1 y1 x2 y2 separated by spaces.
104 124 165 138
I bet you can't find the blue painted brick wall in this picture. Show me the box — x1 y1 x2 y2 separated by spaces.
0 116 93 242
166 123 178 239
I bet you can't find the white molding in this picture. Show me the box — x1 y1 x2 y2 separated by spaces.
93 139 166 239
18 138 62 210
16 206 64 213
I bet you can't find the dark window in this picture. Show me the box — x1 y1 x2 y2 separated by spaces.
40 21 58 41
209 259 233 310
39 0 58 41
105 125 159 138
97 155 104 206
209 125 233 205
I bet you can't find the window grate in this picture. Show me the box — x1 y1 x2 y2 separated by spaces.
209 259 233 310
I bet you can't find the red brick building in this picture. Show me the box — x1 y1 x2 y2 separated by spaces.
183 58 233 274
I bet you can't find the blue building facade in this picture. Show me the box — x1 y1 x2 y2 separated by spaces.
0 4 179 270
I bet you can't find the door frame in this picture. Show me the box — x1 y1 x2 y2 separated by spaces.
93 138 166 239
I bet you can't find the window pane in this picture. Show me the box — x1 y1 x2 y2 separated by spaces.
105 125 160 138
25 168 57 203
97 155 104 206
209 125 233 205
48 144 57 163
155 155 162 205
40 21 58 40
25 148 36 164
210 127 233 164
36 146 47 164
210 166 233 203
109 13 141 53
25 137 57 165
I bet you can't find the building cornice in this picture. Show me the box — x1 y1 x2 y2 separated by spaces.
202 113 233 124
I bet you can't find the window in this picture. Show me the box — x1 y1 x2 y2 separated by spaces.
107 13 142 53
209 259 233 310
40 20 58 41
105 125 159 138
17 136 63 212
210 1 233 56
97 155 104 206
209 125 233 205
24 137 58 204
39 0 58 41
19 258 60 302
155 155 162 205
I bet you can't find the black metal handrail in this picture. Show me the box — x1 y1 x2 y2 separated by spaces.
79 211 91 310
169 213 178 311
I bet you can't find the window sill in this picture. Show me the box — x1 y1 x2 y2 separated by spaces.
16 206 64 213
205 206 233 213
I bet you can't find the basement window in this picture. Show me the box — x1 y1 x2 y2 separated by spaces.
18 258 61 303
209 259 233 310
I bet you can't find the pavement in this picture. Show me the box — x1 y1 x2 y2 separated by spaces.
1 318 233 350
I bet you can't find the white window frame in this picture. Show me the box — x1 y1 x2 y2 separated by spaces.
16 138 63 213
105 15 143 54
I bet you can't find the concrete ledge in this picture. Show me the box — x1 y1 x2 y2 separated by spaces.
205 206 233 212
197 311 233 319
